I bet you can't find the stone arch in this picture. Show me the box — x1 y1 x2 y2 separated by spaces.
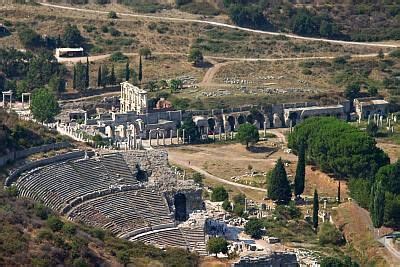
289 112 299 126
246 114 255 124
216 116 225 133
208 118 216 132
227 116 235 132
174 193 187 221
237 115 246 125
252 111 265 129
135 164 148 182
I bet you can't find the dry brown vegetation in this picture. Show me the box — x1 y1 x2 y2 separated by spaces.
333 202 396 266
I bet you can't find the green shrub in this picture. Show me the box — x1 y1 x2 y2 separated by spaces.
211 186 228 202
108 11 118 19
62 223 77 236
89 228 105 241
318 222 344 245
37 228 54 241
389 49 400 58
244 218 264 239
5 186 18 197
34 203 49 220
110 51 128 62
47 216 64 232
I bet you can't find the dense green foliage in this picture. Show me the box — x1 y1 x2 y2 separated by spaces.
383 192 400 228
318 222 344 246
244 218 264 239
62 24 84 48
179 117 201 143
320 256 359 267
224 1 272 30
366 122 379 137
294 141 305 197
211 186 228 202
288 117 389 180
188 48 203 66
192 172 204 186
206 237 228 255
370 181 385 228
0 48 66 97
236 123 259 148
273 202 301 221
30 88 60 123
375 160 400 195
348 178 372 209
267 158 291 204
225 1 400 41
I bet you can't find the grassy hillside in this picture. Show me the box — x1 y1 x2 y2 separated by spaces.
33 0 400 41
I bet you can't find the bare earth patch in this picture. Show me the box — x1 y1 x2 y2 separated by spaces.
332 202 396 266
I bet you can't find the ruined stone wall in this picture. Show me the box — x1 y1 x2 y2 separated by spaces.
164 188 203 215
121 150 176 186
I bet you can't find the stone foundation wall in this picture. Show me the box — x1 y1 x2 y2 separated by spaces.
164 188 203 215
120 150 176 185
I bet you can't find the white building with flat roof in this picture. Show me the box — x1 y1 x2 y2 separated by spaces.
55 47 84 58
120 81 148 114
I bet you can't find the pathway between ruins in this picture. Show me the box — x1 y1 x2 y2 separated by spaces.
40 2 400 48
168 152 268 193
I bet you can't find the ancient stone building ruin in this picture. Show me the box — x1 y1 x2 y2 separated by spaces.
354 97 389 120
9 149 206 254
120 81 148 114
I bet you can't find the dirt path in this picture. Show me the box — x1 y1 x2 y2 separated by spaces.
168 152 268 193
40 2 400 48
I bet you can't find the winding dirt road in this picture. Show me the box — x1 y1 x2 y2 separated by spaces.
41 2 400 48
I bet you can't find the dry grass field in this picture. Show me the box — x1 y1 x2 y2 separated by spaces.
333 202 396 266
167 138 348 201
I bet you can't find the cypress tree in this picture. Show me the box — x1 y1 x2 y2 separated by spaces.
125 61 130 81
138 55 143 83
267 158 292 204
110 64 116 85
85 57 89 88
313 189 319 230
97 66 102 87
294 141 306 198
337 181 341 203
370 181 385 228
101 65 109 87
72 65 76 90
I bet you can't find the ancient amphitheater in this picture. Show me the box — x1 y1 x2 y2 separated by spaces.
8 150 207 255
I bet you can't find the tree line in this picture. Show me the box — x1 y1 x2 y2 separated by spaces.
288 117 400 229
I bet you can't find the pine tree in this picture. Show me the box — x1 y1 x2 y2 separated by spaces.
337 181 341 203
125 61 130 81
370 181 385 228
313 189 319 230
85 57 89 88
138 55 143 83
97 66 102 87
267 158 292 204
73 65 76 90
294 141 305 197
110 64 116 85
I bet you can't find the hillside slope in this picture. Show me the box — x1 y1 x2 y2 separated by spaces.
38 0 400 41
